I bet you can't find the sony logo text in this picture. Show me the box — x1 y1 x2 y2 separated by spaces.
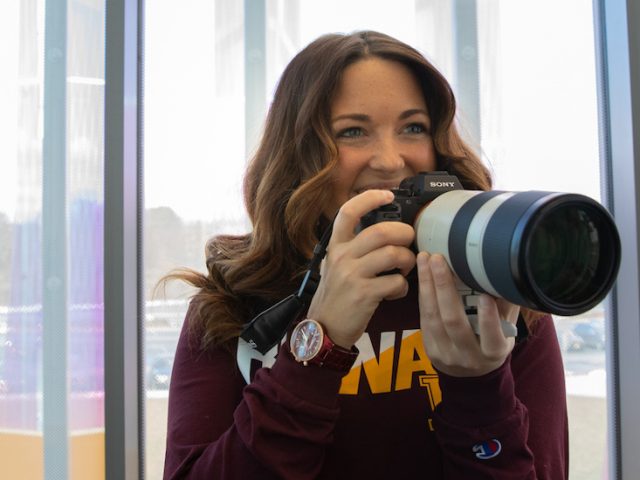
430 181 455 188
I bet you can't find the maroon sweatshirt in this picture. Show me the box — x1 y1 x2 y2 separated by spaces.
163 281 568 479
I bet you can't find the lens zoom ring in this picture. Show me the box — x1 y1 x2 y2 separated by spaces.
448 191 503 292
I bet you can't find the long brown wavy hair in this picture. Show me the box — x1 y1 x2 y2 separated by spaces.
168 31 504 352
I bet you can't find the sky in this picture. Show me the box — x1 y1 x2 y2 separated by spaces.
0 1 20 219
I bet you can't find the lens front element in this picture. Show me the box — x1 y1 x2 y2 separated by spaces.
524 200 618 314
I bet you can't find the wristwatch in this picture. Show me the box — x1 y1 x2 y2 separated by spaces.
290 319 359 372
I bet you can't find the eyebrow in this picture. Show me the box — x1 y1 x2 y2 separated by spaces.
331 108 429 124
399 108 429 120
331 113 370 123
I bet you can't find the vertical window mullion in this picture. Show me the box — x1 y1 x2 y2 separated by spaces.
104 0 142 478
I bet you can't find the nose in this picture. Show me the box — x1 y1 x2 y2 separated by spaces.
369 134 405 172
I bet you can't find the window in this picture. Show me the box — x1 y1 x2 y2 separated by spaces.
143 2 246 478
0 0 106 478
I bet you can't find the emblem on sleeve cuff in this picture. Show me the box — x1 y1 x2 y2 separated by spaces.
473 439 502 460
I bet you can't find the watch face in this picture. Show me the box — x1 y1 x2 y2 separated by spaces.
291 319 323 362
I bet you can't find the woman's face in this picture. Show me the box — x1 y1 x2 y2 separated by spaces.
326 57 437 216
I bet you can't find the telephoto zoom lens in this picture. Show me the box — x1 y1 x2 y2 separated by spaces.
414 190 621 316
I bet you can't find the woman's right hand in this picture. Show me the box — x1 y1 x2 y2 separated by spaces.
306 190 416 349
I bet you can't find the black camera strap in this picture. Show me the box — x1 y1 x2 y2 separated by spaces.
239 221 334 354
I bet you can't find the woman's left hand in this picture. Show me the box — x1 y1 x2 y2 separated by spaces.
417 251 520 377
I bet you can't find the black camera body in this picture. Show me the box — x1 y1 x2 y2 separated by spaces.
359 171 464 230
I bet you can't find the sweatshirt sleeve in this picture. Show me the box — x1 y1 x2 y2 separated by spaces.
163 307 348 480
432 315 569 480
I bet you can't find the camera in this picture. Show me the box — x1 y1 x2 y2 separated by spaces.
360 171 621 317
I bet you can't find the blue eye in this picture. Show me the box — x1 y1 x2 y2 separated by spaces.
337 127 364 138
404 123 428 134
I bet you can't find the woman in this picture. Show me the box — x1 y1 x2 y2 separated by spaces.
163 31 568 479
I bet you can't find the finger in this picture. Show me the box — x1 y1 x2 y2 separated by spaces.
417 252 450 345
358 245 416 277
476 294 514 357
369 273 409 301
331 190 395 244
429 254 475 343
350 221 415 258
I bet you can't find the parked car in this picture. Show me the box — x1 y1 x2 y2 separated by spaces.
147 354 174 390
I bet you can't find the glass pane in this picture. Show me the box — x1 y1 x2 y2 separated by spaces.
476 1 607 479
265 0 455 100
0 1 46 477
0 0 106 478
143 2 246 479
67 0 106 478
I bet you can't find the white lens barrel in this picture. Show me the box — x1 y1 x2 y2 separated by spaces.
413 189 621 315
414 190 512 297
413 190 471 265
